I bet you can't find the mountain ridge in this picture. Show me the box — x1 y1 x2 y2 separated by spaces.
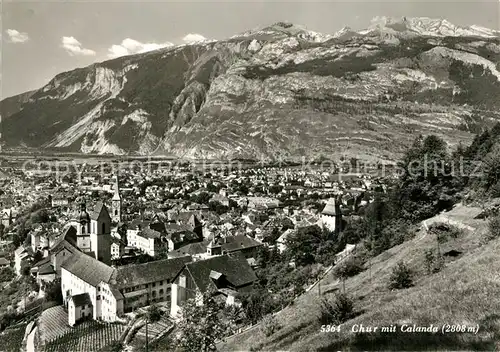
2 17 500 160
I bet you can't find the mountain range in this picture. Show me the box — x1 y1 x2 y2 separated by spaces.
2 17 500 161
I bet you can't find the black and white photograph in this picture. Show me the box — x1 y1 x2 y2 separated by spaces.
0 0 500 351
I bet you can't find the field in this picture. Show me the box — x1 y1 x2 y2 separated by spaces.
129 315 175 351
39 306 72 342
0 323 27 352
220 203 500 351
43 320 126 352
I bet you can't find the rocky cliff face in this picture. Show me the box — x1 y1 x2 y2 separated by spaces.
2 18 500 161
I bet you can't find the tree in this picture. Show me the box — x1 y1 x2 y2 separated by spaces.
0 224 4 239
284 225 328 266
388 261 413 289
208 201 229 215
44 278 63 304
175 291 226 352
481 144 500 195
486 215 500 241
147 303 162 322
396 135 462 222
33 251 44 264
335 257 364 292
424 249 434 275
240 284 274 324
318 293 355 325
0 268 14 282
260 315 281 337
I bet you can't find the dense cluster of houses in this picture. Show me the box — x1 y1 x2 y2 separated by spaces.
1 160 387 328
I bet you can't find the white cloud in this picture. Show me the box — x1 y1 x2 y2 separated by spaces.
6 29 29 43
61 36 96 56
182 33 207 44
107 38 173 59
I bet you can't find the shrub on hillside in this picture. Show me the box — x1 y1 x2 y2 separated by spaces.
260 315 281 337
388 261 414 289
318 293 355 325
423 249 444 275
486 215 500 240
334 257 365 280
429 222 463 243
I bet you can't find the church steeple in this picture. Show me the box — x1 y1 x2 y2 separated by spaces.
111 172 122 223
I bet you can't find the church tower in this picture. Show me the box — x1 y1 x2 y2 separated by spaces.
321 195 343 234
76 203 91 252
111 173 122 223
90 202 112 265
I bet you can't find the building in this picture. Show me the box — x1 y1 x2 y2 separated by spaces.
14 246 30 276
276 229 295 253
31 257 57 284
170 253 257 318
111 175 122 223
210 194 230 207
127 220 202 257
171 212 203 238
0 257 10 269
168 234 262 260
247 197 281 210
110 238 125 260
51 195 70 208
321 197 343 233
1 209 13 228
61 252 191 325
67 202 112 265
68 293 93 326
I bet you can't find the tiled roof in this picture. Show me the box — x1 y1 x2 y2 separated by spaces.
33 256 51 267
38 262 55 275
0 257 9 265
168 242 207 258
168 235 261 257
70 293 92 307
61 251 115 287
322 197 340 216
164 223 192 234
168 230 201 244
185 253 257 293
89 201 108 221
138 227 162 240
112 256 192 289
218 235 262 253
52 226 78 250
173 212 201 227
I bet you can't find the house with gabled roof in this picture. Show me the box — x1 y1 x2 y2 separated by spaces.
168 234 263 260
1 208 13 228
61 250 192 325
14 246 30 276
321 196 343 233
170 252 257 318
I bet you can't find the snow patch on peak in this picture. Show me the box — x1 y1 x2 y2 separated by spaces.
365 16 499 38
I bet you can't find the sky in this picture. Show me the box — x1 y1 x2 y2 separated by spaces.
1 0 499 99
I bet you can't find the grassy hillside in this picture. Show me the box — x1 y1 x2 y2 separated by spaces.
220 203 500 351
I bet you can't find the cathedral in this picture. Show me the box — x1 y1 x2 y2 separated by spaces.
66 175 121 266
68 202 112 265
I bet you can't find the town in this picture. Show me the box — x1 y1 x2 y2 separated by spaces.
0 155 392 351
